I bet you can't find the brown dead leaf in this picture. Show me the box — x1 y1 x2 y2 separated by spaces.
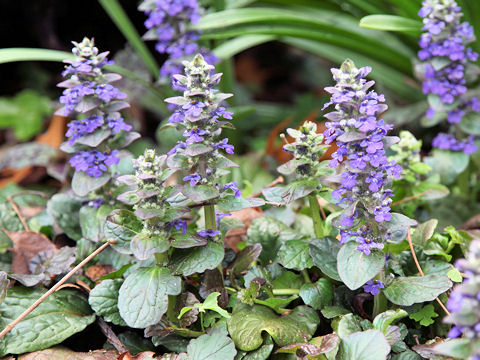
18 347 119 360
9 231 57 274
20 206 43 219
118 352 159 360
86 265 116 282
224 207 264 251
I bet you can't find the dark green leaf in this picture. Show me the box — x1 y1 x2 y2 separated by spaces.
434 338 473 358
424 150 469 185
309 237 341 281
118 266 181 328
0 287 95 355
337 242 385 290
187 329 236 360
169 242 224 276
182 185 219 203
412 219 438 246
299 278 333 310
384 275 452 306
131 233 170 260
0 143 58 170
218 196 265 212
231 244 262 275
373 309 408 334
227 304 319 351
280 180 317 204
46 193 82 241
89 279 127 326
104 209 143 254
278 238 313 271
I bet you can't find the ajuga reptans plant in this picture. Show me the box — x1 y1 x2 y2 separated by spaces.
58 38 139 198
418 0 479 154
322 59 402 256
139 0 217 85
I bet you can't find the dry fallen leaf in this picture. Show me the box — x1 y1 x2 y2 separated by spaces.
18 347 119 360
9 231 57 274
85 265 116 282
224 207 264 251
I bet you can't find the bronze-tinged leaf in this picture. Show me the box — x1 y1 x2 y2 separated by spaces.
224 207 263 251
9 231 56 274
86 265 116 282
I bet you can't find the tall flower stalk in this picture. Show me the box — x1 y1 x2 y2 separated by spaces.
58 38 138 196
279 121 331 238
322 59 402 256
165 54 239 237
418 0 479 154
139 0 217 86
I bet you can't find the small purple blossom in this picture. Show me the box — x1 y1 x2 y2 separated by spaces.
215 211 231 227
214 138 234 154
60 82 95 112
223 182 241 197
363 280 385 295
95 84 127 102
168 219 187 234
66 115 104 145
106 115 132 134
197 229 221 238
183 128 208 144
183 173 201 186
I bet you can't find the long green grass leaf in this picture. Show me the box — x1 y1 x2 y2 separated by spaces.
360 15 422 33
98 0 159 77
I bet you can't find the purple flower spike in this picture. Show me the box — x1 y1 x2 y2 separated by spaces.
418 0 479 154
363 280 385 295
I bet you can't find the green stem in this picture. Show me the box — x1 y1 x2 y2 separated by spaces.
308 194 323 238
200 311 205 332
272 289 300 296
204 204 216 230
373 272 387 318
457 160 470 201
171 325 204 338
301 269 311 283
155 252 167 266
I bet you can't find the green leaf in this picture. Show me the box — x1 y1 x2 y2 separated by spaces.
280 180 317 204
336 329 391 360
409 304 439 327
169 242 224 276
227 304 319 351
384 275 452 306
434 338 473 358
89 279 127 326
0 272 8 305
278 238 313 271
299 278 333 310
187 329 237 360
391 349 422 360
218 196 265 212
447 267 463 282
0 48 72 64
71 171 111 197
459 113 480 135
424 150 469 185
0 287 95 356
309 237 341 281
412 219 438 246
98 0 159 77
79 205 113 243
337 242 385 290
333 313 363 339
246 217 292 264
411 181 449 200
385 213 417 243
231 244 262 275
359 15 422 33
182 185 219 203
373 309 408 334
118 266 181 328
213 35 275 59
46 193 82 241
0 143 58 169
131 233 170 260
179 292 230 320
104 209 143 254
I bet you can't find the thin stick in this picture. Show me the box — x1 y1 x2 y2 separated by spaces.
265 201 283 207
97 317 128 354
6 195 29 231
0 239 115 339
250 176 284 198
317 198 327 221
407 229 451 316
6 191 47 232
391 190 432 207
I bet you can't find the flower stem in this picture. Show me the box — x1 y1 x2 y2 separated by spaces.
373 271 386 318
155 252 168 266
204 204 216 230
272 289 300 296
308 194 323 238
